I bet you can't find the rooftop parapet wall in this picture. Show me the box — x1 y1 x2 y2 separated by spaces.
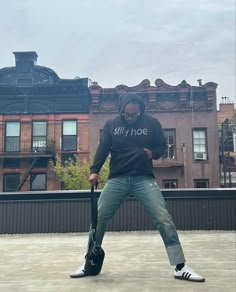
0 188 235 233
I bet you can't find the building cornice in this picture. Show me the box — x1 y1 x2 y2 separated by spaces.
89 79 218 113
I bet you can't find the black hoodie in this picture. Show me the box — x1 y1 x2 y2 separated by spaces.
90 93 167 179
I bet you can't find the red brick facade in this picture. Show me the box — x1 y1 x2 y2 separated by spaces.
88 79 220 188
0 51 91 192
217 103 235 123
0 114 90 191
0 51 223 191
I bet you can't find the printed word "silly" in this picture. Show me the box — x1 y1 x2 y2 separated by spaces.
114 127 148 136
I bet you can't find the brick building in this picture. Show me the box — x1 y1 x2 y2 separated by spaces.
89 79 220 188
0 51 220 191
218 102 235 124
0 52 90 191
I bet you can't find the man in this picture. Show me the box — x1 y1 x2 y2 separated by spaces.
70 93 205 282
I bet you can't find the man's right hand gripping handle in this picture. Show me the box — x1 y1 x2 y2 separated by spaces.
89 173 100 187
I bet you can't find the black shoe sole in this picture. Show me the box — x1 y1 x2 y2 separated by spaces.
174 276 205 282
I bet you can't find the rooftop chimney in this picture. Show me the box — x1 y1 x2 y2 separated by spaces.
197 79 203 86
13 51 38 73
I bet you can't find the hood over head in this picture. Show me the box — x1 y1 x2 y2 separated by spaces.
119 93 145 115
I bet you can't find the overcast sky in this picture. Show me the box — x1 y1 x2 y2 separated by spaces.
0 0 235 106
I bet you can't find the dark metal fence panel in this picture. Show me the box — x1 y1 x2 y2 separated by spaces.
0 190 235 234
0 200 91 234
166 199 236 230
106 198 236 231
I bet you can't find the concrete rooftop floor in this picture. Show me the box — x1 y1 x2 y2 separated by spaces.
0 231 235 292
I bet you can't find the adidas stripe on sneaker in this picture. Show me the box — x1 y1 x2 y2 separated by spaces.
174 265 205 282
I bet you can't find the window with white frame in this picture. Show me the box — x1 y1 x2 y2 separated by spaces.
162 180 178 189
163 129 176 159
193 129 207 160
32 121 47 152
62 120 77 151
5 121 20 152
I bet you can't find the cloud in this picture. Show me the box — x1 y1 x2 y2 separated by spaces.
0 0 235 104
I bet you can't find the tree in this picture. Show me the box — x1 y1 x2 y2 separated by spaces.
50 155 109 190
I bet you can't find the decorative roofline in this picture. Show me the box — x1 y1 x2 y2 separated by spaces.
89 79 218 113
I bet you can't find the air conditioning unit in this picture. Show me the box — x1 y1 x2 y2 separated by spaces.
194 152 207 160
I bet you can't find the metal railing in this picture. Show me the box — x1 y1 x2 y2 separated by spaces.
0 139 55 156
219 120 236 187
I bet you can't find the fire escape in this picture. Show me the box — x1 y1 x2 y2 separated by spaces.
219 118 236 187
0 139 55 191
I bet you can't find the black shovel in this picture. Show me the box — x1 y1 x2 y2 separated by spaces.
70 184 105 278
82 184 105 276
90 184 98 244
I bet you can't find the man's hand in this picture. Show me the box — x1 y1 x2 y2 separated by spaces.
89 173 100 186
143 148 152 159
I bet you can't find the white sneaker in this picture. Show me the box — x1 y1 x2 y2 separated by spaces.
174 265 205 282
70 263 86 278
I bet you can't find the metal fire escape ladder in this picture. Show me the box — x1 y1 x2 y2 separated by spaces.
16 158 38 192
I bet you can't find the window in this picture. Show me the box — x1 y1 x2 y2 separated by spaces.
193 129 207 160
162 180 178 189
3 158 20 168
163 129 176 159
3 174 20 192
62 120 77 151
222 157 235 172
194 179 209 188
61 154 77 165
32 158 48 168
30 173 47 190
221 119 234 152
5 121 20 151
32 121 47 152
